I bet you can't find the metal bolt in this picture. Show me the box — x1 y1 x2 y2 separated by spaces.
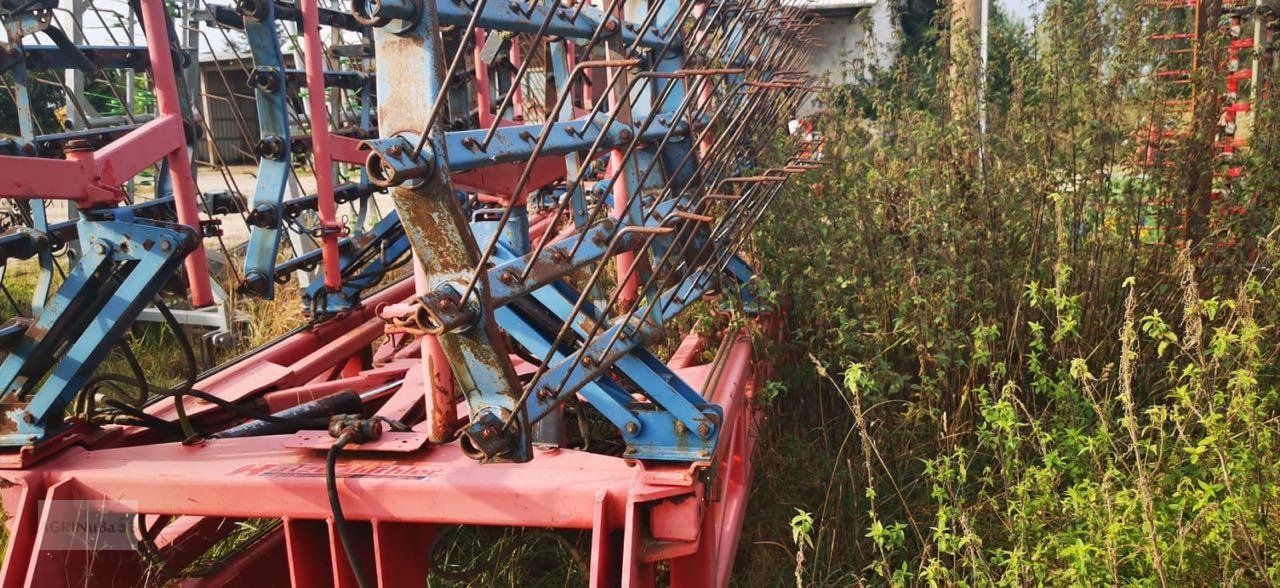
94 242 108 255
625 422 639 434
500 271 519 285
388 144 404 157
159 240 172 253
619 128 634 142
63 139 93 153
698 422 712 438
21 412 34 424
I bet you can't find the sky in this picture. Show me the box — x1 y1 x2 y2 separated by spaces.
999 0 1041 23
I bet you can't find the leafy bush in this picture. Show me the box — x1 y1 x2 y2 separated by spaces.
738 0 1280 584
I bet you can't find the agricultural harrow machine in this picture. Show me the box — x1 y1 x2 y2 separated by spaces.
0 0 823 585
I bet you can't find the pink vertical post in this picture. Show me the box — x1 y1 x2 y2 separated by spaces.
691 3 715 158
604 70 641 311
412 251 457 441
299 0 343 290
474 29 495 126
140 0 213 307
607 152 640 312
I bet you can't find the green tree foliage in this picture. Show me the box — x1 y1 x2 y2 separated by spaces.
0 72 65 136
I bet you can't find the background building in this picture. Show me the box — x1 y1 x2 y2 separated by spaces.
786 0 900 114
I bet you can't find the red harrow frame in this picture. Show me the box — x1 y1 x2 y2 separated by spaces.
0 0 823 585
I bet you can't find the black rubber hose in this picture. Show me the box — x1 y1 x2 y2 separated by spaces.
327 433 373 588
214 390 362 438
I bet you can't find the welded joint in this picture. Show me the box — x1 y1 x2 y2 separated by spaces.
416 283 479 335
364 135 436 188
461 408 520 460
350 0 420 34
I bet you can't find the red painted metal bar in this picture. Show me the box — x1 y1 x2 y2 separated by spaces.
0 313 775 587
139 0 213 307
299 0 344 291
0 0 213 306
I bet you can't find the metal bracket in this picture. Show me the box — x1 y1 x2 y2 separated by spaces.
0 212 197 446
363 135 436 188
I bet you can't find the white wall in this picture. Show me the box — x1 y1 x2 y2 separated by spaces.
798 0 899 115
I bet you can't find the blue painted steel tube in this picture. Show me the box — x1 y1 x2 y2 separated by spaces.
435 0 671 51
239 0 294 298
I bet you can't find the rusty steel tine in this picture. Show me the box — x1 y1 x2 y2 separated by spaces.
519 91 771 402
574 69 683 136
408 0 494 159
673 181 787 301
517 2 798 397
682 1 742 66
518 70 688 283
719 175 791 184
499 223 678 429
540 181 767 399
558 65 719 263
521 48 735 272
682 0 727 61
474 1 562 150
457 57 643 306
670 210 715 223
545 64 696 262
652 0 702 43
633 82 764 222
745 80 794 90
629 0 699 59
559 147 791 383
623 0 670 54
624 78 764 212
577 0 628 59
705 180 790 274
715 1 765 66
676 68 747 76
529 77 808 399
622 226 678 236
665 106 793 231
568 0 597 26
